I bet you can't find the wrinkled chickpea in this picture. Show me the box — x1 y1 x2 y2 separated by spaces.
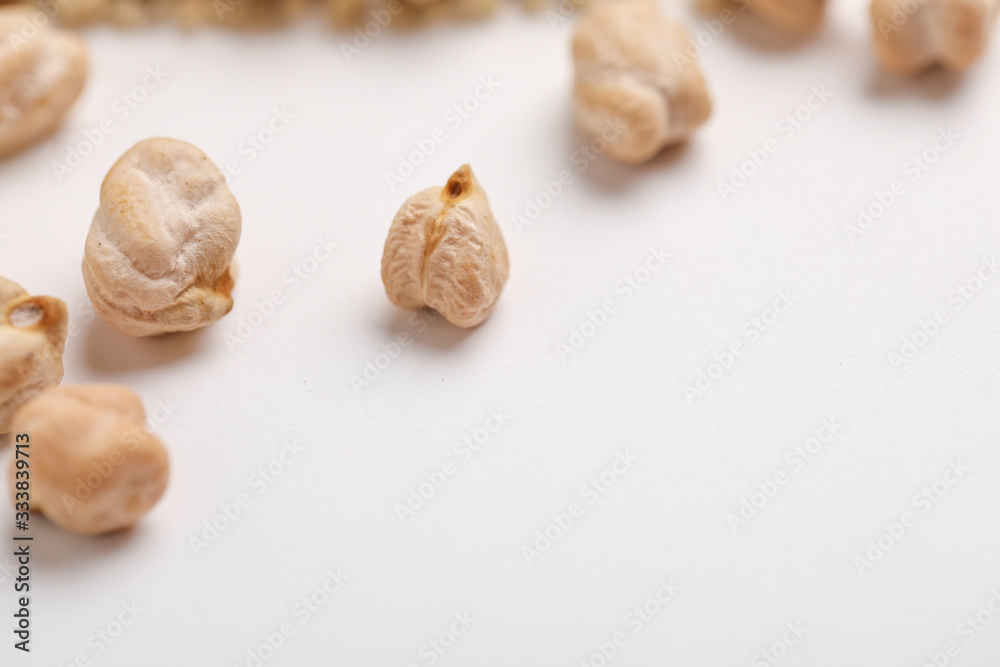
0 7 88 158
381 165 509 328
871 0 999 74
572 0 712 164
82 137 242 337
9 385 169 536
0 277 67 435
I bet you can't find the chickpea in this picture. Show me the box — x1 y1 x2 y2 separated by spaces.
0 7 88 158
9 385 170 536
382 165 509 328
82 138 242 336
0 277 67 435
572 0 713 164
871 0 999 74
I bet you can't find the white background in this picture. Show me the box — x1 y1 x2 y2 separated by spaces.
2 0 999 664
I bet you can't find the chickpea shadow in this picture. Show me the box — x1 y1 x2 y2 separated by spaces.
82 317 207 374
583 141 693 194
7 518 137 568
381 307 477 352
866 63 965 100
569 112 694 197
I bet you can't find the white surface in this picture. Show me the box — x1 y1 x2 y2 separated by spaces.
2 1 1000 665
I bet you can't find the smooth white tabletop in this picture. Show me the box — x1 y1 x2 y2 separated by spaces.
2 1 999 664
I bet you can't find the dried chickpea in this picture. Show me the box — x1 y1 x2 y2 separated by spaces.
381 165 509 328
82 137 242 337
871 0 999 74
0 277 67 435
0 7 88 158
9 385 169 536
572 0 712 164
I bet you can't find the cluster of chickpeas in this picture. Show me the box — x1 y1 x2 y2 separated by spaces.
3 0 539 29
1 0 998 536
